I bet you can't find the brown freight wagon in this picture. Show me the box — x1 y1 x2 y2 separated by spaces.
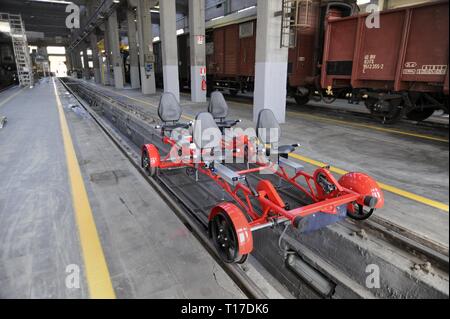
206 20 257 96
204 1 356 101
321 0 449 122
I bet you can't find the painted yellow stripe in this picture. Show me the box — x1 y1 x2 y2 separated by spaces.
95 85 449 212
289 153 449 212
221 98 448 143
289 112 449 143
0 88 24 108
52 79 116 299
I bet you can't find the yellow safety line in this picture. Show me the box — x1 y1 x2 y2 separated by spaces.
289 153 449 212
52 79 116 299
289 112 449 143
221 98 448 143
96 86 449 212
0 88 24 108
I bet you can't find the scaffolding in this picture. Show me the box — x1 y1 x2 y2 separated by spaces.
0 13 34 87
280 0 313 48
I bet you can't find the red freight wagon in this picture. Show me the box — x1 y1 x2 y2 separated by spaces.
321 0 449 122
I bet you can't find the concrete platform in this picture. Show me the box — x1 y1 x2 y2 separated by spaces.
79 79 449 249
0 81 246 298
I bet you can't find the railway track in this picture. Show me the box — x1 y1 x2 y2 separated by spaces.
204 91 450 137
59 77 449 298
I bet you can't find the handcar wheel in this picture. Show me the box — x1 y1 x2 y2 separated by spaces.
142 150 157 177
347 203 375 221
210 211 247 263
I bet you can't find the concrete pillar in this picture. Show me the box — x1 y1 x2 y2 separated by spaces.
90 33 101 84
126 8 140 89
66 51 72 73
253 0 289 124
107 11 124 89
82 45 90 80
136 0 156 94
74 49 82 78
103 23 111 85
160 0 180 101
189 0 207 102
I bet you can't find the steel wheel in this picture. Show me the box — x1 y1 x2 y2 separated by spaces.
294 95 310 106
142 150 157 177
347 203 375 221
366 98 404 124
406 108 435 122
210 212 246 263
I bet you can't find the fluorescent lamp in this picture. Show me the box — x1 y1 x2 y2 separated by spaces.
211 16 224 21
29 0 74 4
176 29 184 35
0 21 11 33
238 6 256 13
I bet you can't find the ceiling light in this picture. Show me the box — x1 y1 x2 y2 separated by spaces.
238 6 256 13
29 0 74 4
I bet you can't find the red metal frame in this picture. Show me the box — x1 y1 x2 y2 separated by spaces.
142 129 384 259
142 137 381 229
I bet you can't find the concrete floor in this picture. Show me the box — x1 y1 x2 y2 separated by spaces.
0 81 245 298
81 80 449 248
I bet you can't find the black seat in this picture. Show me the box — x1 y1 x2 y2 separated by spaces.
193 112 223 161
158 92 190 131
256 109 299 158
208 91 240 130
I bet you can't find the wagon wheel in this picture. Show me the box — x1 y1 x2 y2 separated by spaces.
406 108 435 122
210 211 247 263
141 150 157 177
347 203 375 221
229 89 239 97
310 90 323 102
294 95 310 106
366 98 404 124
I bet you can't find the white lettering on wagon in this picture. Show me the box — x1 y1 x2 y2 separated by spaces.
402 64 448 75
363 54 384 73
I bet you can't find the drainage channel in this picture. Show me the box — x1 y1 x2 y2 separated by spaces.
59 77 449 299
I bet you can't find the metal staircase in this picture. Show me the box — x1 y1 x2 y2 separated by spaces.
280 0 313 48
0 13 34 87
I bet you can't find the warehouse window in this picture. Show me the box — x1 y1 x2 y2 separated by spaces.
47 46 66 55
239 21 254 38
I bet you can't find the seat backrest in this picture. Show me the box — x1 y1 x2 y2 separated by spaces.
158 92 182 123
193 112 222 150
256 109 281 144
208 91 228 119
